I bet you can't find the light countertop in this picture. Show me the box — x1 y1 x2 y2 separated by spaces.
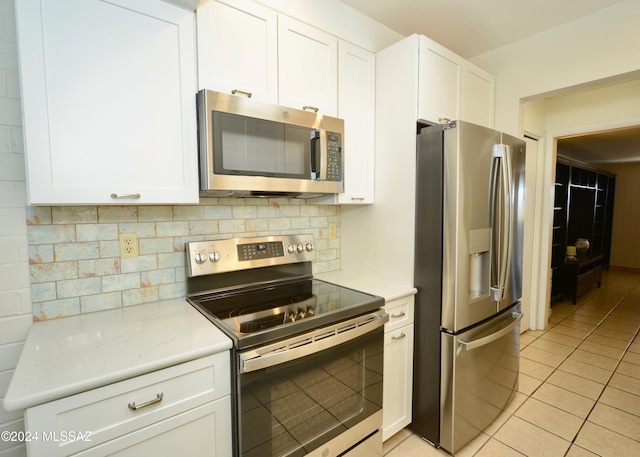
315 270 417 302
3 298 231 412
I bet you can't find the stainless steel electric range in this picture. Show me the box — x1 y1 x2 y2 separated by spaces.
186 234 387 457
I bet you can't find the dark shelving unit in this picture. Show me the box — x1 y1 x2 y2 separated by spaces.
550 159 615 304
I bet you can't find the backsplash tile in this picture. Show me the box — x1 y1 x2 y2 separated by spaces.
27 198 340 320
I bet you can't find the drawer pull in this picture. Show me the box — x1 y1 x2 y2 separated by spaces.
110 193 141 200
390 311 406 318
303 105 319 113
231 89 252 98
128 392 163 411
391 332 406 341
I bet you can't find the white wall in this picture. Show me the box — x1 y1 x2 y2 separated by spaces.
471 0 640 137
0 0 30 455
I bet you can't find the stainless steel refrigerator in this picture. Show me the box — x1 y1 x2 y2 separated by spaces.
411 120 525 454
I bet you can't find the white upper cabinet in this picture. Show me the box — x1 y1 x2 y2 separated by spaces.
311 41 375 204
278 15 338 116
16 0 199 205
418 36 462 125
196 0 278 103
461 61 495 128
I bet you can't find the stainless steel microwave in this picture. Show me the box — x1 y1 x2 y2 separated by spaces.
196 90 344 198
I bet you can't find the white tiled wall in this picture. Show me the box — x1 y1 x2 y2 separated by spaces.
0 2 340 454
1 0 30 455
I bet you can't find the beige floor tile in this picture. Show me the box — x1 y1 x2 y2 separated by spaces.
591 327 635 343
517 372 544 396
384 433 445 457
558 319 598 332
514 397 583 441
588 402 640 441
608 372 640 396
539 331 583 348
565 444 601 457
622 350 640 365
532 383 596 418
528 338 575 357
519 357 555 381
599 385 640 416
545 369 605 400
616 360 640 379
474 438 526 457
558 358 613 384
494 416 571 457
563 313 602 326
569 348 619 371
382 428 412 455
548 324 591 340
585 333 631 349
577 340 626 360
520 346 566 368
599 320 639 334
575 422 640 457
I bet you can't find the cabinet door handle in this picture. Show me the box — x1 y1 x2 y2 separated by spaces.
231 89 252 98
128 392 163 411
110 193 141 200
303 105 319 113
439 117 451 124
391 332 406 341
390 311 406 318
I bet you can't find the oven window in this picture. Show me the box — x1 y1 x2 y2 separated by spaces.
213 111 311 179
238 328 383 457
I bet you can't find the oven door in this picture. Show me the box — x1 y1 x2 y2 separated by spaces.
237 311 387 457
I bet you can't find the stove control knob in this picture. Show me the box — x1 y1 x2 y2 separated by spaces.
297 308 306 319
194 253 206 264
306 306 315 316
209 251 220 262
287 244 295 254
297 244 305 253
305 243 314 252
286 312 296 323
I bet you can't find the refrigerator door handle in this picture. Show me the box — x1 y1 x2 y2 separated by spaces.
490 144 513 302
457 311 523 355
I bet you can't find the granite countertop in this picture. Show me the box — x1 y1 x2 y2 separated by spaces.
3 298 231 412
315 270 417 302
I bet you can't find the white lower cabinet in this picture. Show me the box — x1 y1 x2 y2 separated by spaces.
382 295 415 441
24 353 231 456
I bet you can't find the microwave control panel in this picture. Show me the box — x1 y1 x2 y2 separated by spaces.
326 131 342 181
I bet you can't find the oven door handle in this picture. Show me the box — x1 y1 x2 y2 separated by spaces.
240 311 389 373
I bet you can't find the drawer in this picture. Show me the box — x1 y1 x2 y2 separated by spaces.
384 295 415 333
25 352 230 457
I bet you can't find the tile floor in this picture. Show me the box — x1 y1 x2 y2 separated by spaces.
383 269 640 457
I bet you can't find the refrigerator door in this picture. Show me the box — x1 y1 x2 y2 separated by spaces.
440 303 522 454
439 121 525 331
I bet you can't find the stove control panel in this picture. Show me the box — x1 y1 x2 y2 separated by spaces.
186 234 316 277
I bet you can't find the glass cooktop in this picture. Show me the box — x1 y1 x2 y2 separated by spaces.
189 279 384 349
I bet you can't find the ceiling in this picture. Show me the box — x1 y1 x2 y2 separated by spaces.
338 0 628 59
339 0 639 164
557 126 640 165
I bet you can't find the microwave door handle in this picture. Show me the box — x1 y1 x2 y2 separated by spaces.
310 129 327 181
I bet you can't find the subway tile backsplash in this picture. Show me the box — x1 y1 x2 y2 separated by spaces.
26 198 340 320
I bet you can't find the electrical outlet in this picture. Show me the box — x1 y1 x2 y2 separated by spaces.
328 223 337 240
119 233 139 259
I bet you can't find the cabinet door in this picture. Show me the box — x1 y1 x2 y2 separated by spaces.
196 0 278 103
382 323 414 441
461 62 495 128
311 41 375 205
418 36 461 124
16 0 198 205
278 15 338 116
74 398 232 456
